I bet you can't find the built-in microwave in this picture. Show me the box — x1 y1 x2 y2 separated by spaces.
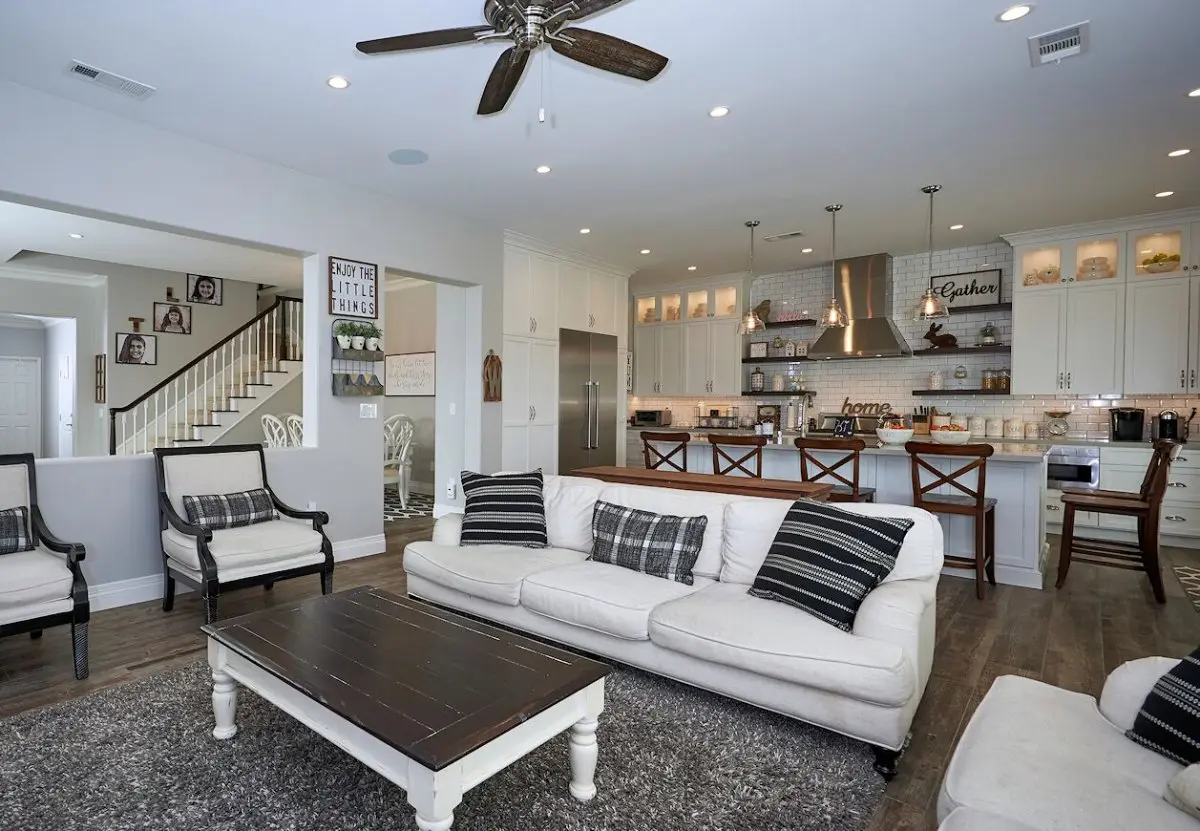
632 409 672 427
1046 445 1099 491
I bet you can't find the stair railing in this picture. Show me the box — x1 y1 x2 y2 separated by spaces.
109 297 303 455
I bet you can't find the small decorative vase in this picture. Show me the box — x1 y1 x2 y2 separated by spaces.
351 336 366 350
336 335 352 349
750 367 765 392
366 337 381 351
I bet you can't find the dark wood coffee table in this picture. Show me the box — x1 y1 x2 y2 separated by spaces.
203 587 609 830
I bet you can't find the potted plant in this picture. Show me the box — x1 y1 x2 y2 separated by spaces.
349 322 367 351
365 323 383 351
334 321 355 350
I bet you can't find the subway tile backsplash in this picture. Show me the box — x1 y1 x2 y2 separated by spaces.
629 241 1198 440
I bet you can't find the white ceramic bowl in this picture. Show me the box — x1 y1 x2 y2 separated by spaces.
876 427 914 445
930 429 972 445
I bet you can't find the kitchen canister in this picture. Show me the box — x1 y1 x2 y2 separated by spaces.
928 370 944 390
951 414 969 430
985 418 1004 438
1005 418 1025 439
932 414 952 429
1024 421 1041 439
968 416 986 437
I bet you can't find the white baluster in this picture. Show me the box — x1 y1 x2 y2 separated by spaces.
142 401 149 453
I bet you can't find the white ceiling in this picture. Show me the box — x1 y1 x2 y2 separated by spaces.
0 0 1197 287
0 201 302 287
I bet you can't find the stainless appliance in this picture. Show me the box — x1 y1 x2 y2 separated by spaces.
1047 445 1099 491
1110 408 1146 442
559 329 618 472
1153 410 1181 441
807 253 914 360
631 409 672 427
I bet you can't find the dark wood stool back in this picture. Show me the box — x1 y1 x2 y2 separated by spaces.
794 437 876 503
640 431 692 473
905 441 997 599
1055 440 1179 603
709 434 768 478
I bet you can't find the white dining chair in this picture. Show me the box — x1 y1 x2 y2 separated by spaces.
383 414 415 508
283 414 304 447
261 414 289 448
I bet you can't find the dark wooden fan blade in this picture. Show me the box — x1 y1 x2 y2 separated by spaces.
551 28 667 81
552 0 628 20
356 26 493 54
478 48 531 115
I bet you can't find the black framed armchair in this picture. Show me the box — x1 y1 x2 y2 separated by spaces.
0 454 89 679
153 444 334 623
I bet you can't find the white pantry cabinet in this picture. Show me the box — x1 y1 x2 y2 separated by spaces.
558 263 619 336
504 247 558 341
1123 277 1194 394
501 336 558 472
633 325 684 396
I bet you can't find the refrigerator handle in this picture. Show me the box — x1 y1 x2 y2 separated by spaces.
583 382 594 449
589 381 601 450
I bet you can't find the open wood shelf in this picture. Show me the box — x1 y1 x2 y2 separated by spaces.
911 344 1012 356
947 302 1012 315
911 388 1010 396
742 356 812 364
742 390 817 397
761 319 817 329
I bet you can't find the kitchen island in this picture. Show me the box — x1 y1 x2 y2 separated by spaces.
628 429 1049 589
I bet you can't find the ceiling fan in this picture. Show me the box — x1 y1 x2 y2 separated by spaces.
356 1 668 116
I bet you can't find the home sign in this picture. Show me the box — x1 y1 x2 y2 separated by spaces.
928 268 1001 310
329 256 379 319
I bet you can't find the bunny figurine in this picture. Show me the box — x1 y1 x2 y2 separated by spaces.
923 323 958 349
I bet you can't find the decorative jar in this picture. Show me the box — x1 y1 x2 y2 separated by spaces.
750 367 765 392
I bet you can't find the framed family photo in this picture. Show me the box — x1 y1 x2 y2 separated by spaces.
187 273 223 306
153 302 192 335
115 332 158 365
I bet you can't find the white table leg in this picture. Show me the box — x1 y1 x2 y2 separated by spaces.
407 763 460 831
568 716 599 802
212 669 238 740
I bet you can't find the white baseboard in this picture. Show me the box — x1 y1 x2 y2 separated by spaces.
333 533 386 563
942 564 1045 590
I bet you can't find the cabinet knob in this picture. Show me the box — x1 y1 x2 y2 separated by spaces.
1168 482 1188 488
1184 369 1188 390
1047 504 1061 511
1166 515 1187 522
1066 372 1071 389
1057 372 1064 390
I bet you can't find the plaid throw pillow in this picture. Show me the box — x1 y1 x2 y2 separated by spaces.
749 500 913 631
460 470 547 548
590 500 707 585
1127 647 1200 765
182 488 278 531
0 506 33 555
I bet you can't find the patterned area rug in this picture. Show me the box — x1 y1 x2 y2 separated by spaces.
383 490 433 522
0 661 885 831
1173 566 1200 611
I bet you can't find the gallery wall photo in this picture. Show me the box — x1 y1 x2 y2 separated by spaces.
187 273 223 306
115 332 158 365
153 302 193 334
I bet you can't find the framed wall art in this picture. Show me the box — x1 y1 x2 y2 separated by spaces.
115 332 157 366
187 274 223 306
329 256 379 319
748 341 769 359
153 302 192 335
385 351 435 396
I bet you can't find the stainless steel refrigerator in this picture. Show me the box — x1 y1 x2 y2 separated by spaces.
558 328 618 473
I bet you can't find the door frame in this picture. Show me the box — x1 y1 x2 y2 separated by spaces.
0 355 43 457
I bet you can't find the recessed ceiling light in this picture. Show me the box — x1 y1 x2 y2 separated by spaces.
1156 191 1175 198
68 233 84 239
1141 249 1153 254
949 224 965 230
536 165 552 174
1190 88 1200 98
640 249 651 255
801 248 813 254
579 228 591 234
387 148 429 166
687 266 697 271
1168 149 1191 158
709 106 730 118
326 75 350 90
996 4 1034 22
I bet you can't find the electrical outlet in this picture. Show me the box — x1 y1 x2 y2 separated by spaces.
445 478 456 499
359 403 378 418
307 501 317 511
449 402 456 416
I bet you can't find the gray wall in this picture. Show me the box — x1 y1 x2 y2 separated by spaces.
42 319 76 458
384 282 436 489
214 374 303 446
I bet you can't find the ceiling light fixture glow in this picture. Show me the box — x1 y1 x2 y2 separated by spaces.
326 75 350 90
536 165 552 174
687 266 697 271
579 228 591 234
640 249 651 255
68 233 84 239
996 4 1034 22
802 248 813 253
949 224 965 230
1190 88 1200 98
1168 149 1191 158
1156 191 1175 198
709 106 730 118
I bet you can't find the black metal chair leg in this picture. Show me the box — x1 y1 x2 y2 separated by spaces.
204 594 219 625
320 571 334 595
871 744 902 780
162 573 176 612
263 581 275 591
72 622 89 680
29 630 43 640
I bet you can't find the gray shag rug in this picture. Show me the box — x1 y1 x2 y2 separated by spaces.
0 661 885 830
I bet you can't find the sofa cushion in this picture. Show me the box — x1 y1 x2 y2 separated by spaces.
543 476 605 553
460 470 547 548
590 500 706 585
938 808 1039 831
597 486 731 580
1166 764 1200 821
1128 648 1200 765
0 548 72 609
941 674 1193 831
748 500 912 632
404 540 587 606
721 497 942 586
0 505 33 555
647 582 914 707
163 518 323 572
522 561 707 640
182 487 278 531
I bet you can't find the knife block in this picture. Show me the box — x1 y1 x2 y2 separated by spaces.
912 416 930 436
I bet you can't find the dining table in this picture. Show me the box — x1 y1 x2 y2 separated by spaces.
570 465 833 502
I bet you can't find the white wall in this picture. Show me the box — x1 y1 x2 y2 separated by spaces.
214 375 303 447
42 318 75 459
0 322 46 455
384 282 436 490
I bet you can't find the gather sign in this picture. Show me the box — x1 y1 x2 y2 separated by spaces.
928 268 1001 309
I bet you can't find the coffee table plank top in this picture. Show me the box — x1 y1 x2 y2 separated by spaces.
203 587 609 770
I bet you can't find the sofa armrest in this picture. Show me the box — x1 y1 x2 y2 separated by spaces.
853 577 937 687
31 506 85 563
269 490 330 533
158 492 213 543
432 513 463 546
1099 656 1179 731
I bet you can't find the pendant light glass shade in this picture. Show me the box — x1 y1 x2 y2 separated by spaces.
913 185 950 321
736 220 766 334
820 204 847 329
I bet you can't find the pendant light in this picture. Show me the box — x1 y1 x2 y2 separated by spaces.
913 184 950 321
819 204 846 328
736 220 766 335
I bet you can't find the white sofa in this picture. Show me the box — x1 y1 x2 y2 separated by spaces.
938 657 1199 830
403 475 944 773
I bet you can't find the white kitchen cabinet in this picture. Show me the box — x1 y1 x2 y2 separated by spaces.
503 247 533 338
1012 290 1067 394
1124 278 1192 394
710 319 742 396
632 324 684 396
658 325 684 396
502 336 558 473
527 424 558 473
683 321 711 395
589 272 617 335
1126 222 1197 280
501 425 528 472
504 247 558 340
558 265 618 336
529 255 558 339
1192 277 1200 393
1063 284 1124 394
633 327 660 396
614 276 629 349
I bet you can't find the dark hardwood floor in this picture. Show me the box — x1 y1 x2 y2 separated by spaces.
2 518 1197 831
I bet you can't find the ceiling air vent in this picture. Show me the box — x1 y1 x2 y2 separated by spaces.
764 230 805 242
67 60 156 100
1028 22 1089 67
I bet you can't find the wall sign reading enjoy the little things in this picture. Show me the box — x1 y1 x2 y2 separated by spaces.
328 256 379 319
928 268 1001 309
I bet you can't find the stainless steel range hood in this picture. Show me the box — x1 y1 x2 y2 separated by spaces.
807 252 913 360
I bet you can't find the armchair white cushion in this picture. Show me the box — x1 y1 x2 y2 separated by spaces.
0 548 73 626
162 518 325 581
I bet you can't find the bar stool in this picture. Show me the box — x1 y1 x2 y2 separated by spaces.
1055 440 1178 604
905 441 996 599
640 431 692 472
794 437 877 503
709 434 768 478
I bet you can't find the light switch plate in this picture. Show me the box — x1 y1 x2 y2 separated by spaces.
449 402 457 416
359 403 378 419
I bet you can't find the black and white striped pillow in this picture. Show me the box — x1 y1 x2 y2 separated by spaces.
1127 647 1200 765
183 488 279 531
460 470 547 548
748 500 913 631
0 506 33 555
590 501 706 585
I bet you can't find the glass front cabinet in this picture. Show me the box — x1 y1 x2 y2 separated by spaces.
1126 224 1196 280
635 283 740 325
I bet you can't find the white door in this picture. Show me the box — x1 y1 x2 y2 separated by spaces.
527 423 558 473
1012 290 1067 394
1124 279 1191 394
557 263 589 331
501 338 531 425
503 247 533 337
633 327 659 396
57 354 74 458
683 321 711 395
0 357 41 456
588 272 616 335
657 326 685 396
1065 284 1124 395
528 255 559 340
710 319 742 396
528 341 558 425
501 425 529 471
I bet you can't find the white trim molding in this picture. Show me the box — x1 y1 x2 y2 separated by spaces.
333 533 387 563
1004 208 1200 247
503 230 633 278
0 264 107 288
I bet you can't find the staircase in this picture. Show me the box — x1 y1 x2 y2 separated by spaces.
110 298 304 455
